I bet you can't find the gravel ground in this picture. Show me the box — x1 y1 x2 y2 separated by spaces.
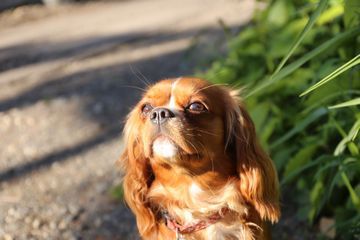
0 1 256 239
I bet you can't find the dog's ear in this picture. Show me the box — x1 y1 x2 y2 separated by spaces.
118 109 157 238
225 90 280 223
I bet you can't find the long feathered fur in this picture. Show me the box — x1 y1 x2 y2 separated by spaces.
119 78 280 240
226 89 280 223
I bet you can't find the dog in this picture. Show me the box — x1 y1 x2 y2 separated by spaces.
119 77 280 240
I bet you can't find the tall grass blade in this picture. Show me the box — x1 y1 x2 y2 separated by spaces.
344 0 360 28
280 155 339 185
334 119 360 155
246 27 360 98
272 0 328 77
329 97 360 109
340 170 360 211
300 54 360 97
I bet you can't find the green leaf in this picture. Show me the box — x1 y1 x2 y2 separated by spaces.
344 0 360 28
267 0 293 27
284 144 319 178
348 142 360 156
316 170 341 218
109 185 124 201
270 108 328 149
281 159 319 185
247 27 360 98
334 119 360 156
314 159 341 180
329 97 360 109
249 103 270 130
260 118 278 148
334 214 360 236
309 180 325 222
273 146 296 172
272 0 328 77
302 90 360 114
300 54 360 96
340 169 360 211
317 4 344 25
280 155 335 185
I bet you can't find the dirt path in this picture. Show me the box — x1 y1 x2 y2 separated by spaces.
0 1 255 239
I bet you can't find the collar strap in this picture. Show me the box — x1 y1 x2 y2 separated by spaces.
161 208 229 235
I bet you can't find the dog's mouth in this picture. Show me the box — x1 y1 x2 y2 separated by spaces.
152 135 178 158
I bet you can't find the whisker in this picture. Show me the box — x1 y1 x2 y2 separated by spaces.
195 141 217 196
184 138 201 159
198 141 214 172
133 65 152 86
194 83 229 94
182 138 217 196
129 64 151 87
119 85 147 92
194 129 219 137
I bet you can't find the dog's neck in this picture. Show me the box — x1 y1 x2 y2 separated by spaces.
147 157 262 240
148 157 246 221
149 152 236 183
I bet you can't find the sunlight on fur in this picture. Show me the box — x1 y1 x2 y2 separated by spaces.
119 77 280 240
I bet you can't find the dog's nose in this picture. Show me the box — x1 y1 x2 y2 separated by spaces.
150 108 175 125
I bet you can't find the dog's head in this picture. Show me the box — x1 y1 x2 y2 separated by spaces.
120 77 280 236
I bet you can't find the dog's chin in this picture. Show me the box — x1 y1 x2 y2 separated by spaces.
152 135 178 159
151 135 204 162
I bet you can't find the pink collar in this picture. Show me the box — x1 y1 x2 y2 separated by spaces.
161 208 229 237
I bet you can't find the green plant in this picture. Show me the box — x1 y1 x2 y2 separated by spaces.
201 0 360 238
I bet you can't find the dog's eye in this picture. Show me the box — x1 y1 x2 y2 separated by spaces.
187 102 207 112
141 103 153 115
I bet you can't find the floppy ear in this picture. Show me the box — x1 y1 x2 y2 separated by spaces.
226 91 280 223
118 110 157 238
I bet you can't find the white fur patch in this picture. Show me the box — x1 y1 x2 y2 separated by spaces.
189 183 203 196
168 78 181 109
152 136 177 158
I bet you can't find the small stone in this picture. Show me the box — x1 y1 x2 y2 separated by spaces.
95 183 106 193
62 230 76 240
68 205 79 215
3 234 13 240
319 217 335 239
7 208 16 216
13 116 22 126
58 206 67 216
49 221 57 230
25 216 32 224
6 145 16 154
23 146 36 157
32 218 41 229
92 103 103 114
42 231 49 239
96 169 104 177
58 219 68 230
0 115 12 130
5 216 14 224
25 117 35 126
50 179 57 189
94 218 102 227
103 214 111 221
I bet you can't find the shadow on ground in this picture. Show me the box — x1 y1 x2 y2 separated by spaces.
0 26 234 183
0 23 237 239
0 28 223 73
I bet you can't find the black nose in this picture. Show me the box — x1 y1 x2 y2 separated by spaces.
150 108 175 125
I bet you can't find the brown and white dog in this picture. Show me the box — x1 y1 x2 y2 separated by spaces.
119 77 280 240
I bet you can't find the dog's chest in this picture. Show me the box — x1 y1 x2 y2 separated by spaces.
171 219 254 240
148 181 254 240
